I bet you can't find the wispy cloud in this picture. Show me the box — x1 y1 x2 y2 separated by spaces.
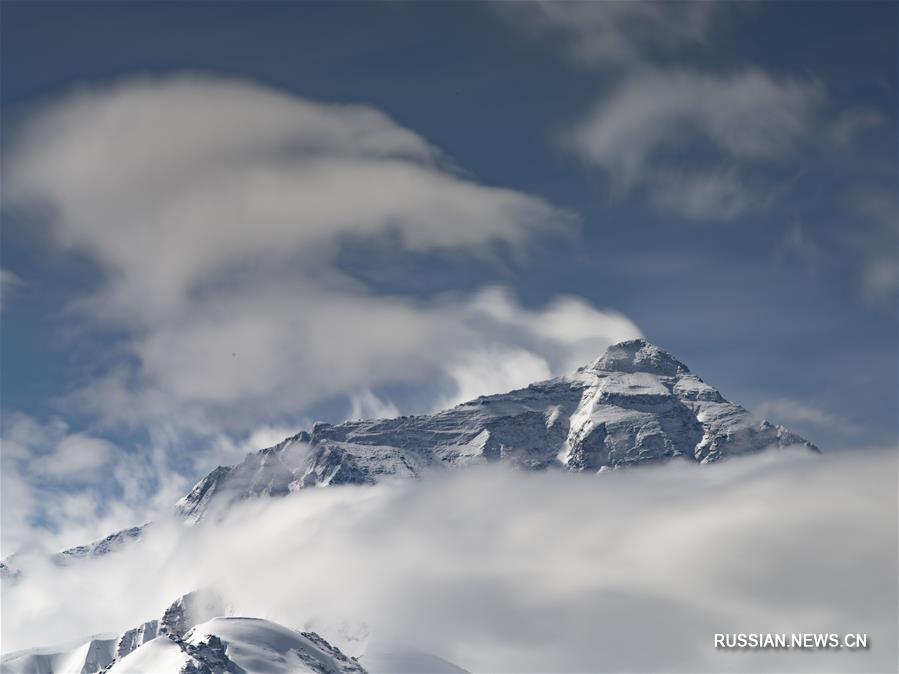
5 75 640 434
0 412 189 556
649 168 751 221
563 68 824 220
851 189 898 306
862 256 898 306
0 410 320 557
348 390 400 422
0 268 25 312
826 107 885 146
755 398 859 433
28 434 120 482
494 1 733 68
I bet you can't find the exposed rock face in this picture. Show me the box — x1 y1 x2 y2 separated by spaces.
57 526 148 564
178 633 243 674
174 339 817 523
104 613 370 674
0 561 19 582
1 340 819 589
2 525 149 586
175 468 236 526
160 591 229 640
115 620 158 660
1 340 818 582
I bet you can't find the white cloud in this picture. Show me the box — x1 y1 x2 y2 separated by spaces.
6 76 566 324
438 346 552 410
776 189 897 308
4 75 639 432
0 452 37 560
2 448 896 671
432 286 643 409
348 390 400 422
563 68 824 220
862 256 898 306
755 398 856 433
459 286 641 374
0 268 24 312
827 107 885 146
58 284 638 432
567 68 824 186
243 426 303 453
840 189 898 307
29 433 119 481
3 413 121 486
649 168 751 221
0 413 190 556
494 1 730 67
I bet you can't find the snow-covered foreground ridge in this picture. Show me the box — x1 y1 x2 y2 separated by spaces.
2 589 460 674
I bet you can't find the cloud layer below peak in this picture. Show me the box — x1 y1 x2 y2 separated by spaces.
3 448 896 671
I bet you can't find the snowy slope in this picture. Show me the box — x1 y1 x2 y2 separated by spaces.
359 647 469 674
1 525 148 584
55 526 148 564
0 638 117 674
2 340 817 575
107 618 368 674
103 638 189 674
2 581 471 673
0 591 213 674
175 339 817 523
159 590 230 640
295 621 469 674
2 590 374 674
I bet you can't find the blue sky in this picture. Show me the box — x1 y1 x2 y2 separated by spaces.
1 1 896 550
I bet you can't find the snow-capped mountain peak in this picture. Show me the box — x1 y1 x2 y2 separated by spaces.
585 338 689 377
170 339 817 524
2 341 818 574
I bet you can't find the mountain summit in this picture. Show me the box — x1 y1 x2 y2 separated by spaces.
175 339 817 524
588 338 690 376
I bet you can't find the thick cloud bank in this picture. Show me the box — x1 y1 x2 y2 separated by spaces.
3 447 895 672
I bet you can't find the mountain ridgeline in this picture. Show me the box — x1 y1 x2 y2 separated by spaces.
2 339 818 570
175 339 817 524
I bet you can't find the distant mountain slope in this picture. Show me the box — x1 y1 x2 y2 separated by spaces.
0 638 117 674
107 617 367 674
1 590 467 674
1 526 149 583
176 339 817 523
